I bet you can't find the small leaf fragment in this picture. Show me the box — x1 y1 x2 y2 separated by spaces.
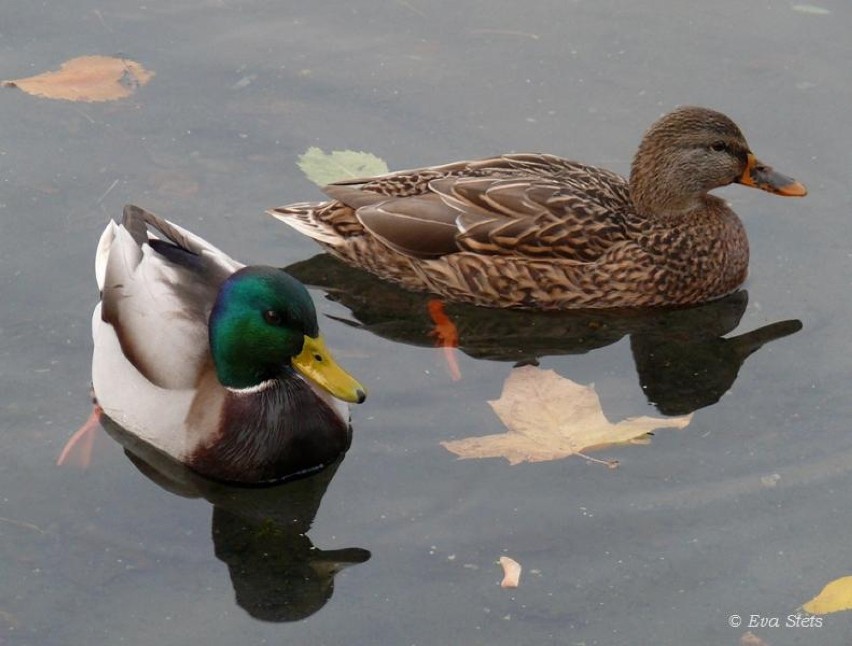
740 631 769 646
802 576 852 614
760 473 781 488
499 556 522 588
298 147 389 186
2 55 154 102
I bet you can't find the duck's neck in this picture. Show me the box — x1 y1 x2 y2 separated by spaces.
214 356 276 390
628 161 709 222
208 313 288 389
628 134 723 221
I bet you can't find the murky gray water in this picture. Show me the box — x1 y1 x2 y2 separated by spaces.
1 1 850 644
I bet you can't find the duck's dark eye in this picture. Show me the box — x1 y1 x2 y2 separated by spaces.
710 142 728 153
263 310 283 326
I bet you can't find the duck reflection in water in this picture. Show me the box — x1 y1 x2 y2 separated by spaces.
100 415 370 622
286 254 802 416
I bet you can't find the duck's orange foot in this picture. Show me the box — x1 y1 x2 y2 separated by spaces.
427 299 461 381
57 404 103 469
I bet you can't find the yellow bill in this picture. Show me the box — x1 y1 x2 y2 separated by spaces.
292 335 367 404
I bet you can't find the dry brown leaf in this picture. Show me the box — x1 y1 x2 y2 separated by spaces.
499 556 522 588
441 365 692 464
2 55 154 102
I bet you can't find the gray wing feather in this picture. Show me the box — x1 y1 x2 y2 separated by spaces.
97 205 243 389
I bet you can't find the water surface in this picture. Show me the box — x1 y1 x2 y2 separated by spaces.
1 1 849 644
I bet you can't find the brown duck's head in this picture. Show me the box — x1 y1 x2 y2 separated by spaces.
629 106 806 218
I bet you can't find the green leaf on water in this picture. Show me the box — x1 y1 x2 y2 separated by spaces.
297 147 389 186
791 4 831 15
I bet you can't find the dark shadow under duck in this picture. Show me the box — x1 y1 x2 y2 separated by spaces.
286 253 801 415
100 414 370 623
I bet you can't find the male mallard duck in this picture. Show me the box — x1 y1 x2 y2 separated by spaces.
269 106 806 310
90 205 366 484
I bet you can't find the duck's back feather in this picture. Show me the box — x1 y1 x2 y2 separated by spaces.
98 205 242 389
285 154 635 264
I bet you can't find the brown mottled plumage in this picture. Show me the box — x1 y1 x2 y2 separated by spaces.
269 107 806 310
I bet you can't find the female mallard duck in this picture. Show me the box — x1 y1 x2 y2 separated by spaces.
91 205 366 484
269 106 806 310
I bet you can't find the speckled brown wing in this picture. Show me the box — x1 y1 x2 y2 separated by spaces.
322 188 460 258
323 154 635 263
433 174 633 261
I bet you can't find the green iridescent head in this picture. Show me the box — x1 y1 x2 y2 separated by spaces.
208 266 365 403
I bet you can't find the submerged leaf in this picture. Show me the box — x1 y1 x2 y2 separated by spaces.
803 576 852 614
298 147 389 186
441 365 691 464
791 4 831 15
2 55 154 102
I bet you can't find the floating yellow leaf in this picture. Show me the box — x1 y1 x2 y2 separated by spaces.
802 576 852 614
298 147 389 186
2 55 154 102
441 365 691 464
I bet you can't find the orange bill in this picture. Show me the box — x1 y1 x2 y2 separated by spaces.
739 153 807 196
